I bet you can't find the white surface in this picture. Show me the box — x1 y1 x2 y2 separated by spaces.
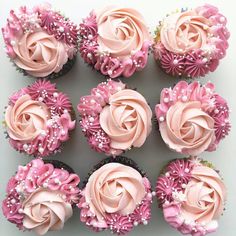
0 0 235 235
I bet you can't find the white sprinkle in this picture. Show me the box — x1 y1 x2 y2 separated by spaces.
164 97 169 103
143 220 148 225
107 70 113 76
23 144 28 150
53 92 58 98
38 147 44 154
59 26 64 32
202 58 208 63
159 116 165 122
182 95 188 102
133 221 138 226
173 59 178 65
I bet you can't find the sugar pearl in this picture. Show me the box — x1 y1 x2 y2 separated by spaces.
18 208 24 214
173 59 178 65
107 70 113 75
202 58 208 63
163 98 169 103
23 144 28 150
88 34 93 40
159 116 165 122
38 147 44 154
59 26 64 32
133 221 139 226
53 92 58 98
143 220 148 225
38 97 44 102
182 95 188 102
10 199 16 204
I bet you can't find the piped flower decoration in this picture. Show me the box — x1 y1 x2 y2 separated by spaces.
155 80 230 156
2 159 80 235
2 3 79 78
77 80 152 157
4 80 76 158
156 157 226 236
78 6 152 78
77 157 153 235
153 4 230 78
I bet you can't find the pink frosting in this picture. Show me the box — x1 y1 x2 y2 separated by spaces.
154 4 230 78
2 159 80 232
155 81 231 155
22 188 72 235
156 158 226 236
96 6 151 58
161 10 210 54
84 163 146 223
181 165 226 224
13 30 69 77
159 101 215 156
2 5 78 78
5 80 76 158
79 8 151 78
100 89 152 150
5 94 50 142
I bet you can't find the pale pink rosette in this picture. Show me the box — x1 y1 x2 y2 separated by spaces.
153 4 230 78
2 3 78 78
77 80 152 156
156 157 226 236
2 159 81 235
77 157 153 235
4 80 76 158
79 6 151 78
155 81 230 155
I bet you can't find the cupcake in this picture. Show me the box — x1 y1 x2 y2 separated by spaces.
2 158 80 235
2 3 78 79
4 80 76 157
153 4 230 78
77 79 152 156
78 156 153 234
156 157 226 235
155 81 231 155
78 6 151 78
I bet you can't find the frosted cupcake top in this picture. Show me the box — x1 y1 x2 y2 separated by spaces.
2 3 78 78
153 4 230 78
78 6 151 78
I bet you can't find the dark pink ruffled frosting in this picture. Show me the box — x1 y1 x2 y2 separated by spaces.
2 3 78 77
156 158 226 236
78 7 151 78
153 4 230 78
2 159 80 234
155 81 230 156
77 163 153 235
5 80 76 158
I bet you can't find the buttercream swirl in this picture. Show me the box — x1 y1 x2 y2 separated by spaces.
100 89 152 150
84 163 146 223
5 94 50 142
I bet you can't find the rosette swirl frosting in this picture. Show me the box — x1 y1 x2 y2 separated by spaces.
100 89 152 150
96 6 151 58
13 31 69 77
181 165 226 225
5 94 50 142
84 163 146 222
22 188 72 235
160 10 211 54
159 101 215 155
